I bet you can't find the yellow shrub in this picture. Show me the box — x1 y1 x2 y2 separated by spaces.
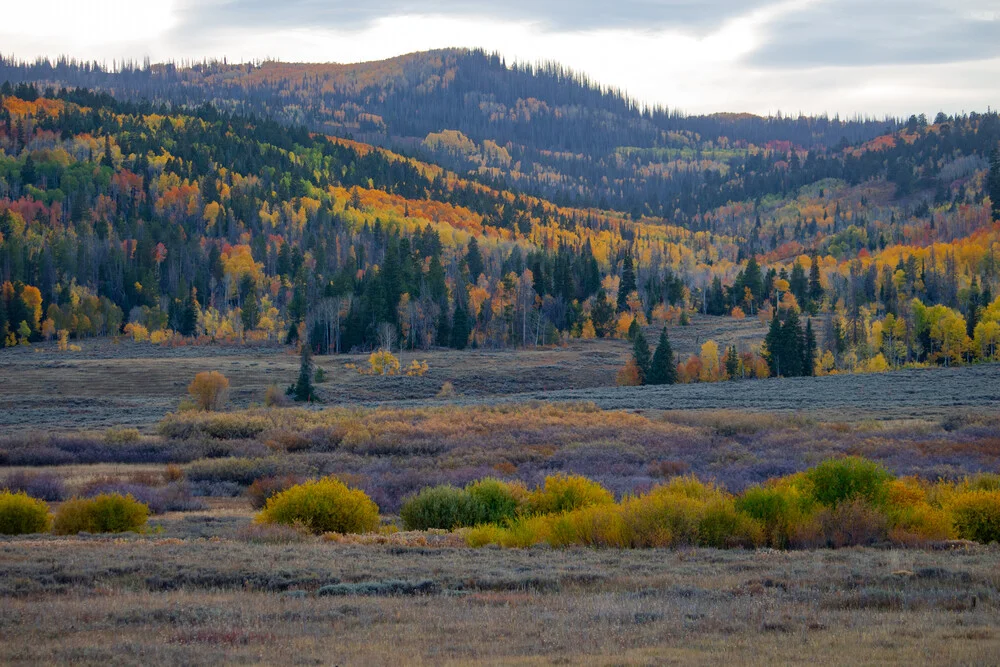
0 491 52 535
367 349 400 376
498 514 552 547
888 503 955 544
947 490 1000 544
256 477 380 535
526 473 614 515
548 504 630 548
464 523 508 547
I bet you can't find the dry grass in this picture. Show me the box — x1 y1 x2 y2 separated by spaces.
0 534 997 664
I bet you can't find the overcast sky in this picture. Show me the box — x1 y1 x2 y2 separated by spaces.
3 0 999 117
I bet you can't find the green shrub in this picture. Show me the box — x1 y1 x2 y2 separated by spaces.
949 490 1000 544
805 457 892 508
257 477 379 534
400 485 479 530
465 478 524 524
698 499 764 548
526 473 614 515
53 494 149 534
736 483 815 548
0 491 52 535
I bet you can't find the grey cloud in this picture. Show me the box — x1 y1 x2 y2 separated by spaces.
181 0 774 33
747 0 1000 67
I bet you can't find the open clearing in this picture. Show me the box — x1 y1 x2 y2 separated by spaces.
1 312 998 432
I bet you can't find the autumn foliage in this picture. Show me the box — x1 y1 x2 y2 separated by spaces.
187 371 230 411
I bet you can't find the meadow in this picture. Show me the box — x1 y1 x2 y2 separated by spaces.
2 337 1000 664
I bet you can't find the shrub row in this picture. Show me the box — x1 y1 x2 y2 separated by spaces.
0 491 149 536
465 459 1000 549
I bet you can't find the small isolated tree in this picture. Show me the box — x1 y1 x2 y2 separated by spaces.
188 371 229 411
648 327 677 385
291 344 317 402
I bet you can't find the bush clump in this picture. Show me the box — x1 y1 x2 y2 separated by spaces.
1 471 66 501
400 478 526 531
949 490 1000 544
52 493 149 535
0 491 52 535
466 478 525 524
257 477 380 535
805 456 892 508
400 485 480 531
525 473 614 515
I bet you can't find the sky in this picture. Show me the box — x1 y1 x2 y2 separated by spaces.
2 0 999 117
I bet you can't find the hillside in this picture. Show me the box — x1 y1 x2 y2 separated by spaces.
1 56 1000 379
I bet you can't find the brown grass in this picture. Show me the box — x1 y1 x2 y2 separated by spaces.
0 534 997 664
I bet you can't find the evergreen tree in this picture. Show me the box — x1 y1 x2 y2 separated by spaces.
648 327 677 385
781 308 805 377
617 253 636 311
591 289 615 338
626 317 640 341
290 343 317 402
240 277 259 332
803 319 818 377
808 253 823 309
724 345 740 380
179 288 199 337
743 256 763 304
465 237 484 281
790 261 808 306
435 308 451 347
764 313 783 377
967 277 981 339
632 328 652 384
990 146 1000 222
450 303 471 350
706 276 726 315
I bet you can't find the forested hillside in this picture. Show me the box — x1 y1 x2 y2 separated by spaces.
0 50 901 216
1 50 1000 378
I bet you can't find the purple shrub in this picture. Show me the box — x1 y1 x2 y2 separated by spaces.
80 481 205 514
2 471 67 501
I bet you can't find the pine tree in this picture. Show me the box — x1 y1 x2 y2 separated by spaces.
990 146 1000 222
617 253 636 311
743 256 763 304
724 345 740 380
790 261 808 306
647 327 676 385
450 303 471 350
803 319 818 377
291 343 317 402
465 237 484 280
782 308 804 377
591 289 615 338
435 308 451 347
179 288 199 337
764 313 783 377
808 253 823 314
632 328 652 384
627 317 640 341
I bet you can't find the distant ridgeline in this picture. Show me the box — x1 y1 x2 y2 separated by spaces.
0 77 999 376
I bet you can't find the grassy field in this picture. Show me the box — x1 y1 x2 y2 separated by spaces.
0 315 766 433
1 531 998 665
3 317 1000 664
